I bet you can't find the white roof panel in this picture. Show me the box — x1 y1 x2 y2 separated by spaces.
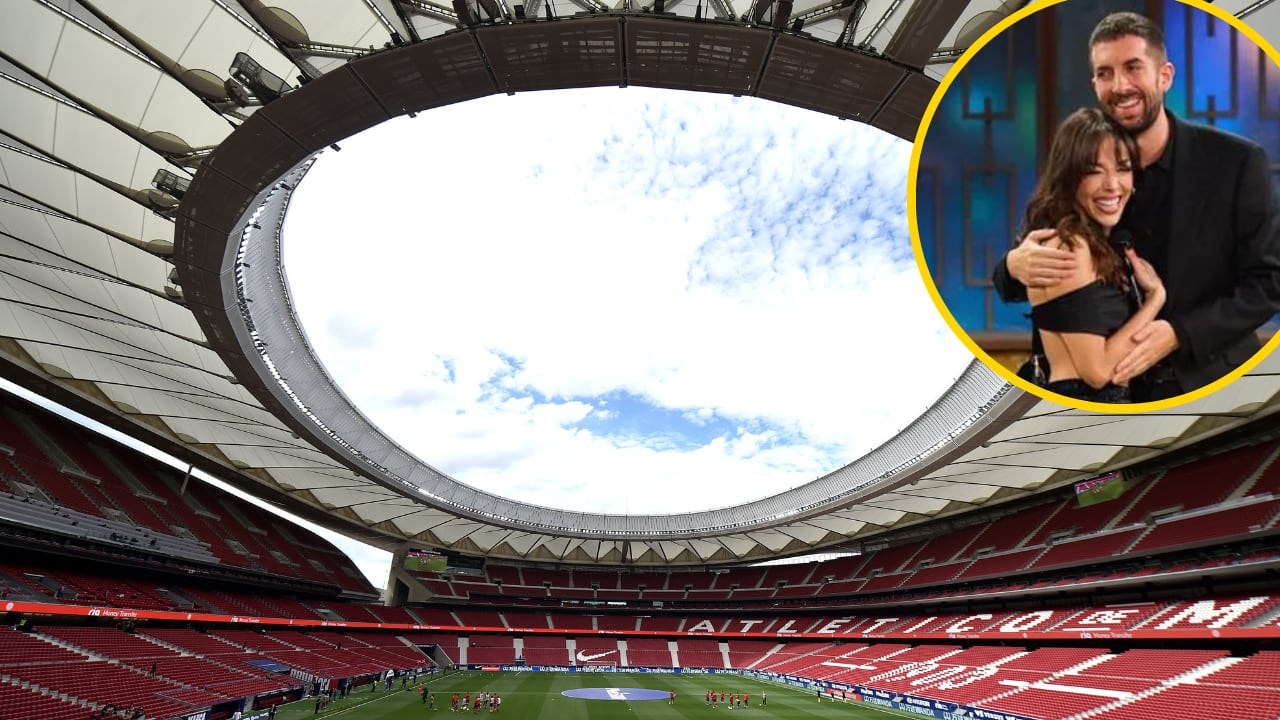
86 0 296 81
0 1 67 76
272 0 392 47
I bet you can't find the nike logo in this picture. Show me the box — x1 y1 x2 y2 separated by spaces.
576 650 617 661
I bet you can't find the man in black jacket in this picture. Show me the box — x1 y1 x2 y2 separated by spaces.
993 11 1280 401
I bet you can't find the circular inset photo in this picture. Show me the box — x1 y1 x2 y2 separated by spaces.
910 0 1280 411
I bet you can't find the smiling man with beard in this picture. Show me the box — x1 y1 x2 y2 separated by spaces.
995 10 1280 402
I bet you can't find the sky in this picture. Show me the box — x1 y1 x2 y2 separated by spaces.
283 86 974 520
2 87 973 588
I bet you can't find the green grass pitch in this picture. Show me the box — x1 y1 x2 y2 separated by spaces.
275 671 912 720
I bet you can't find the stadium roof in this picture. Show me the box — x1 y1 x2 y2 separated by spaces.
3 0 1280 567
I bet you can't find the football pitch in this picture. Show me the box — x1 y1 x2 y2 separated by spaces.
276 671 909 720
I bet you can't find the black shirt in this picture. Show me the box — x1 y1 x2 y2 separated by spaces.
1115 110 1176 284
1032 280 1131 336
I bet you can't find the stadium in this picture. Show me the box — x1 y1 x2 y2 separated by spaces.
2 1 1280 720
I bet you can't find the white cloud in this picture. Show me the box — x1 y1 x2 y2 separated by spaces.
283 86 972 519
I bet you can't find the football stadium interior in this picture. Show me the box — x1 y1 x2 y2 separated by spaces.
3 1 1280 720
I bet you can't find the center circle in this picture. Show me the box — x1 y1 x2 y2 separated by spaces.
561 688 672 701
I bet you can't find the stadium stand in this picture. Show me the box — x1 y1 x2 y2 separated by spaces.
765 641 854 677
725 639 779 669
9 4 1280 720
5 372 1280 720
451 609 505 628
464 636 516 665
0 400 375 597
521 636 570 666
674 638 724 668
0 680 96 720
623 638 676 667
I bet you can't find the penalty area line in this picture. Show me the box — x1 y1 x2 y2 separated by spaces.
314 692 404 719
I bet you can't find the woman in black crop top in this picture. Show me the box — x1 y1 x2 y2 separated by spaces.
1022 108 1166 404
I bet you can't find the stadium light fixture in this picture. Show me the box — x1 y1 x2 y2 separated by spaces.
229 52 290 103
151 169 190 200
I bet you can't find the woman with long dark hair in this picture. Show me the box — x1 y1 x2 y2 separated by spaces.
1023 107 1165 403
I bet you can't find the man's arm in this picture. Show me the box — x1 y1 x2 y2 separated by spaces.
992 228 1077 303
992 253 1027 303
1070 280 1167 389
1112 319 1177 384
1170 143 1280 366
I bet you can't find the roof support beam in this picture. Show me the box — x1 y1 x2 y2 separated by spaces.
881 0 968 68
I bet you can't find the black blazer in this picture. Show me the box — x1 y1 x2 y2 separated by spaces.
994 112 1280 395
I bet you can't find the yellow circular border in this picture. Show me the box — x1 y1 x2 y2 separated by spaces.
908 0 1280 413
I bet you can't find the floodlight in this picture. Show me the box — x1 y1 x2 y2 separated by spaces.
229 52 290 103
224 77 254 107
151 169 190 200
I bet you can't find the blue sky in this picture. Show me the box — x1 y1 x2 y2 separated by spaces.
283 86 974 522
